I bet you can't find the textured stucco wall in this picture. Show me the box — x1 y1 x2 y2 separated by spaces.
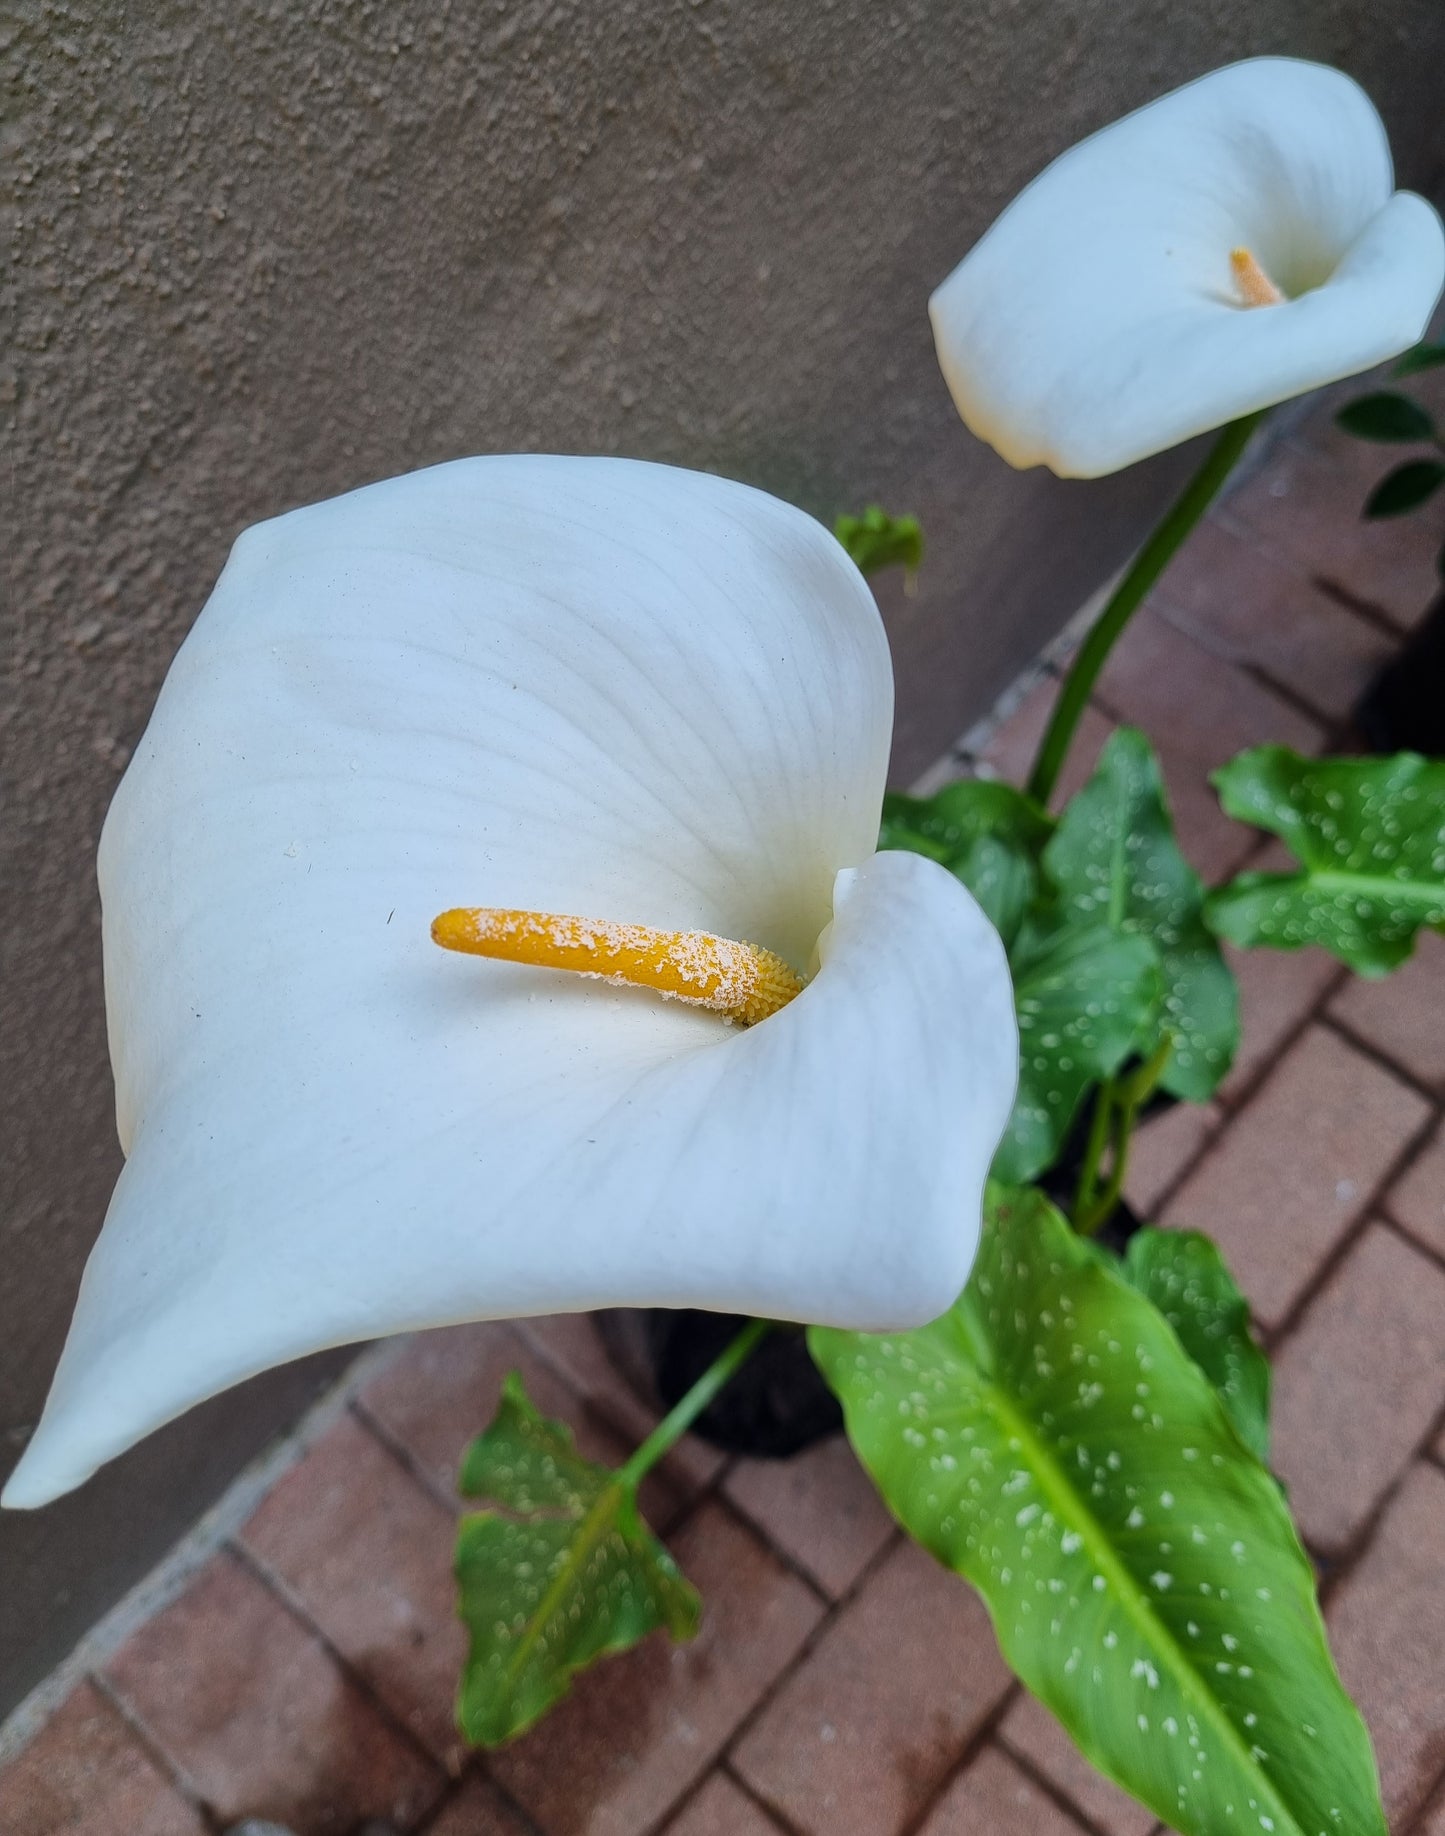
4 0 1443 1712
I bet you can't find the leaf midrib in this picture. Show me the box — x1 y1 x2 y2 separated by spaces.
926 1324 1307 1836
1301 868 1444 905
497 1479 629 1691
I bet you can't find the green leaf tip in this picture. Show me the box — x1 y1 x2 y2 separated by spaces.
1118 1228 1271 1463
811 1187 1385 1836
454 1371 700 1746
1392 339 1445 378
1334 391 1436 444
1363 458 1445 519
1206 747 1445 975
834 505 924 583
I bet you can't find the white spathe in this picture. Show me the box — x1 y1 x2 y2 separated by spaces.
4 455 1018 1510
930 58 1445 478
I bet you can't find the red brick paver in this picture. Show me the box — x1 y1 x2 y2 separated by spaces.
489 1502 822 1836
1329 1464 1445 1826
1124 1100 1222 1220
1227 434 1444 630
1164 1024 1431 1328
723 1436 896 1600
239 1411 468 1763
918 1745 1090 1836
104 1550 441 1831
732 1539 1013 1836
1330 930 1445 1095
662 1773 787 1836
1386 1124 1445 1260
1151 514 1396 720
1217 938 1342 1106
1270 1224 1445 1558
426 1776 536 1834
0 1681 205 1836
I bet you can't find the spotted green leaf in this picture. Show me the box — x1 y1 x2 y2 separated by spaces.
1045 730 1238 1099
881 779 1051 946
1205 748 1445 975
834 505 924 581
454 1372 699 1745
1119 1229 1271 1464
811 1188 1385 1836
994 918 1161 1183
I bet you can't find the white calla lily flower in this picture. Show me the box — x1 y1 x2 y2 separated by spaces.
930 57 1445 477
4 455 1017 1510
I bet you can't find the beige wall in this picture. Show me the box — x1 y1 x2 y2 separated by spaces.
4 0 1443 1710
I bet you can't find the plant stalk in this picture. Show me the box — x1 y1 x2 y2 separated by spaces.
619 1318 769 1488
1025 412 1265 807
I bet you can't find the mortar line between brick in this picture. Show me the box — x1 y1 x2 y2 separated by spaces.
225 1537 452 1789
715 1527 905 1797
1316 1453 1445 1617
348 1394 472 1519
1261 1103 1440 1354
1306 1357 1445 1593
1318 1011 1444 1107
896 1683 1026 1836
1214 962 1355 1122
87 1668 223 1835
466 1768 550 1836
329 1394 468 1525
993 1725 1125 1836
712 1762 803 1835
1379 1207 1445 1282
1400 1769 1445 1836
1307 573 1418 640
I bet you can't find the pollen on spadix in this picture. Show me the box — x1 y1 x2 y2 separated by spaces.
1230 246 1285 309
430 907 805 1025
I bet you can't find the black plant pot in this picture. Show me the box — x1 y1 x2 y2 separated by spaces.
1355 590 1445 756
596 1307 842 1458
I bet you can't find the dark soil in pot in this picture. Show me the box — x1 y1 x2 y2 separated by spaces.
595 1307 842 1457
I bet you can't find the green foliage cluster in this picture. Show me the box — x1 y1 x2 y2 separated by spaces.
451 445 1445 1836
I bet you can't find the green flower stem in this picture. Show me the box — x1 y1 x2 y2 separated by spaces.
1075 1094 1137 1239
1072 1076 1118 1221
618 1318 769 1489
1025 412 1265 808
1074 1038 1176 1237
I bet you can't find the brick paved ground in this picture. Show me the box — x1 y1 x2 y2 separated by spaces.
5 380 1445 1836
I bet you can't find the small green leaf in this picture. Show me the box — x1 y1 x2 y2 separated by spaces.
454 1373 699 1745
1334 391 1436 443
995 919 1160 1183
834 505 924 581
1205 748 1445 975
1120 1229 1271 1463
1044 730 1238 1100
1393 340 1445 377
811 1187 1385 1836
1363 458 1445 518
881 779 1052 946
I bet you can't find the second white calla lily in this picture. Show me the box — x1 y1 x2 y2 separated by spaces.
930 58 1445 477
4 455 1018 1510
